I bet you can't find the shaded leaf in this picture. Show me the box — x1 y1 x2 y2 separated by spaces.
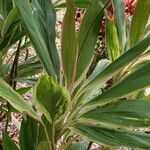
20 117 38 150
1 7 18 37
37 142 50 150
2 133 19 150
16 87 31 95
38 115 52 143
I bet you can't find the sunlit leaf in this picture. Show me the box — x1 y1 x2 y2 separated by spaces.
34 76 69 123
61 0 77 88
129 0 150 47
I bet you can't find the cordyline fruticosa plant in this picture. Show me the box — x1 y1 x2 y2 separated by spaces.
0 0 150 149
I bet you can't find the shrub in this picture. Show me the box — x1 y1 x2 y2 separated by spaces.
0 0 150 149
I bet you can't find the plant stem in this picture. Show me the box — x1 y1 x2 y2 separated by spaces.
5 39 22 132
52 124 55 150
87 141 93 150
35 124 40 149
25 48 29 61
42 123 52 150
9 39 22 88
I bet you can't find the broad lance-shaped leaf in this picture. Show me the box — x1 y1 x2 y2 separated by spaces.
0 78 40 121
1 7 18 37
112 0 126 51
79 35 150 94
80 100 150 128
14 0 56 79
71 124 150 149
86 61 150 107
33 0 60 79
20 117 38 150
106 19 120 61
38 115 52 144
129 0 150 47
2 133 19 150
75 0 110 82
61 0 77 88
34 76 69 124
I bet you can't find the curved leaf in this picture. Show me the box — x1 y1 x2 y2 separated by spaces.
75 0 110 82
0 78 40 121
14 0 57 79
34 76 69 123
80 100 150 128
33 0 60 79
71 124 150 149
80 35 150 93
86 61 150 107
1 7 18 37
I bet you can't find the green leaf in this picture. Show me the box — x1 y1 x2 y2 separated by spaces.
0 78 40 121
105 19 120 61
16 56 43 79
76 59 110 104
2 133 19 150
55 0 90 9
75 0 110 82
14 0 56 79
16 87 31 95
112 0 126 51
71 124 150 149
20 117 38 150
61 0 77 87
1 7 18 37
0 0 13 20
34 76 69 123
0 22 24 52
80 35 150 93
80 100 150 128
37 142 50 150
38 115 52 143
86 61 150 107
33 0 60 79
129 0 150 47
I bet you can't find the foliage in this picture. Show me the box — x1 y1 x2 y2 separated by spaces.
0 0 150 149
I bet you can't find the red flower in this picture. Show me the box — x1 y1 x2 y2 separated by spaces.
107 0 136 20
125 0 136 17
